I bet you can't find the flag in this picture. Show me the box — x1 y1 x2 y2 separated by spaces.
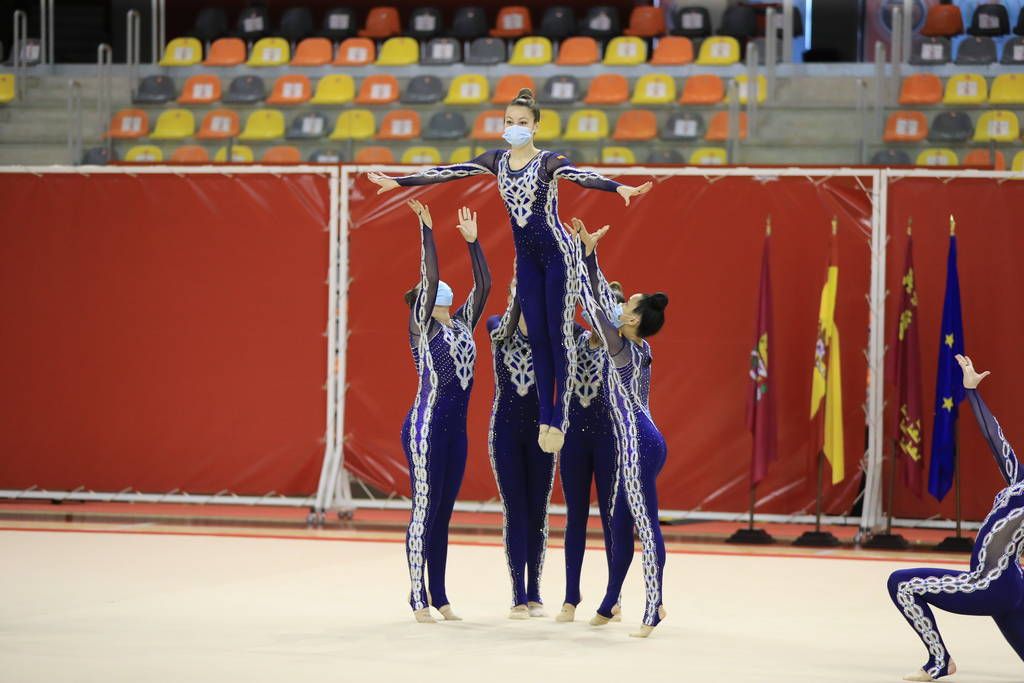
747 231 777 485
810 230 844 485
928 232 965 502
891 235 925 498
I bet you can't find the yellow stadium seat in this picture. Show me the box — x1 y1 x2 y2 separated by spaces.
915 148 959 166
1013 150 1024 171
377 37 418 65
631 74 676 104
974 110 1019 142
989 74 1024 105
601 146 636 164
401 146 442 164
247 38 290 67
311 75 355 105
730 74 767 104
444 74 489 105
509 37 552 66
943 73 987 105
239 109 285 140
159 37 202 66
124 145 163 162
149 109 195 140
689 147 728 165
0 74 14 104
214 145 254 163
563 109 609 141
449 146 486 163
534 109 562 141
697 36 740 65
603 36 647 65
329 109 375 140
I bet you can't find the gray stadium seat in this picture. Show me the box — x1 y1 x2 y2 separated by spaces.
539 6 576 41
422 38 462 65
968 4 1010 36
1001 36 1024 63
424 111 469 140
578 6 621 41
928 111 973 142
661 112 705 141
133 75 176 104
401 75 444 104
236 5 269 41
451 6 489 41
81 147 114 165
408 8 443 41
955 36 997 64
222 75 266 104
287 112 329 140
870 149 911 166
671 6 711 38
278 7 314 44
190 7 228 44
308 148 343 163
647 148 685 164
539 75 581 104
321 7 356 41
465 37 506 65
909 36 951 65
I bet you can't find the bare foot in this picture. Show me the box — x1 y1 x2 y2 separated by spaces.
509 604 530 620
437 604 462 621
629 606 667 638
527 601 546 617
414 607 437 623
555 603 576 623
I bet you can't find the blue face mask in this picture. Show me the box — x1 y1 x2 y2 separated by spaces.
582 302 626 329
502 125 534 148
434 281 454 307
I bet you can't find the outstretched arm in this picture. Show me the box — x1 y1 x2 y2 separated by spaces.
489 295 522 343
958 354 1021 486
545 154 653 206
408 200 439 338
452 207 491 330
367 151 500 193
571 218 628 366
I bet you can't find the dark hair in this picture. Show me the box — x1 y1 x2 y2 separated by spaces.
609 281 626 305
404 285 419 309
635 293 669 338
507 87 540 123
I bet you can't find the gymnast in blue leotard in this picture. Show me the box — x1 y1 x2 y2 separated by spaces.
887 354 1024 680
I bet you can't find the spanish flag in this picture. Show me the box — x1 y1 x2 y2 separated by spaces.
810 225 844 484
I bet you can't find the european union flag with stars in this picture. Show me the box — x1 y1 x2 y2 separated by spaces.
928 231 965 502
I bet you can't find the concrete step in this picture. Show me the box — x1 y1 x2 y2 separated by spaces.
774 76 878 108
0 143 76 165
0 120 104 144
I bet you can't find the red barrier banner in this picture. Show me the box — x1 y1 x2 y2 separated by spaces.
344 170 876 515
0 171 332 496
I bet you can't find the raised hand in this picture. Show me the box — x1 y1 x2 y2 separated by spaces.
455 206 478 242
408 199 432 228
617 181 653 207
368 171 399 195
956 354 991 389
570 216 610 257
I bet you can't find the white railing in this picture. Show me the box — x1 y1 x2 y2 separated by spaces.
150 0 166 64
66 80 82 164
127 10 141 92
96 44 112 139
13 10 27 100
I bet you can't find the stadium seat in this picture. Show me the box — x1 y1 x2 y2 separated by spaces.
133 75 176 104
472 110 506 140
956 36 997 64
377 37 419 65
689 147 727 165
883 111 928 142
223 76 266 104
423 38 462 65
204 38 246 66
197 109 241 140
159 37 202 66
354 146 395 164
661 112 705 141
466 37 507 65
962 148 1006 169
915 148 958 166
1013 150 1024 171
311 74 355 105
424 111 469 140
239 110 285 141
631 74 676 105
624 6 666 37
534 109 562 141
922 4 964 36
107 109 149 139
612 109 657 141
679 75 724 105
928 111 974 142
697 36 740 65
578 6 621 41
974 110 1020 142
706 111 748 141
539 75 581 104
0 74 15 104
291 38 333 66
278 7 313 44
248 38 289 66
402 146 443 164
968 4 1009 36
360 7 401 39
287 112 330 139
451 6 490 41
178 75 221 105
449 146 486 163
870 149 912 165
510 37 553 65
236 6 268 42
308 149 342 163
539 6 576 41
671 6 712 38
322 7 356 41
899 74 942 105
356 75 400 105
492 6 532 38
943 73 988 104
214 145 254 163
720 4 757 40
989 74 1024 104
603 36 647 65
492 74 535 105
402 75 445 104
646 148 685 164
563 110 609 141
910 36 952 64
81 147 114 165
124 145 163 162
261 145 302 163
330 109 376 140
730 75 767 105
170 145 210 163
149 109 195 140
602 146 636 164
189 8 228 45
408 8 443 40
267 75 312 105
444 75 489 105
584 74 629 105
334 38 376 66
1002 36 1024 63
377 110 422 141
556 37 599 65
650 36 694 65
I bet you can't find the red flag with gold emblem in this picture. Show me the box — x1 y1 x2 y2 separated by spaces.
747 230 777 485
891 235 925 497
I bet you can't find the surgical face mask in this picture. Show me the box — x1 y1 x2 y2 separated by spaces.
502 125 534 147
612 302 625 328
435 281 454 307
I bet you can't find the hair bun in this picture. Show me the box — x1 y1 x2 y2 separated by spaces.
514 87 535 102
648 292 669 311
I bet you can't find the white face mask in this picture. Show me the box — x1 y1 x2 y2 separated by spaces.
502 125 534 147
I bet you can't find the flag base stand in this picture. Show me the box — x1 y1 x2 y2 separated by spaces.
934 535 973 553
793 530 841 547
726 527 775 545
863 533 910 550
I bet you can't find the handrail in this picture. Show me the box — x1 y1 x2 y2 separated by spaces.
746 42 759 136
765 7 777 101
890 6 903 106
782 0 794 63
150 0 166 64
873 41 886 140
727 79 740 163
47 0 54 65
13 10 27 99
97 44 113 139
66 79 82 164
127 10 141 89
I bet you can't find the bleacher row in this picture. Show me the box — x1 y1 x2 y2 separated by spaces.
909 1 1024 65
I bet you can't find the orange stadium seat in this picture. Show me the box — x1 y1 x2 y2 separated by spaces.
612 109 657 141
899 74 943 105
196 109 241 140
261 145 302 163
204 38 246 66
356 75 400 105
706 111 748 140
556 36 599 65
334 38 376 66
680 75 724 105
354 146 395 163
267 75 312 105
883 111 928 142
178 75 221 105
359 7 401 39
921 4 964 37
584 74 629 105
491 6 532 38
650 36 694 65
170 145 210 163
624 6 666 37
472 110 506 140
377 110 421 140
291 37 333 66
107 109 148 139
492 74 535 104
962 149 1006 169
